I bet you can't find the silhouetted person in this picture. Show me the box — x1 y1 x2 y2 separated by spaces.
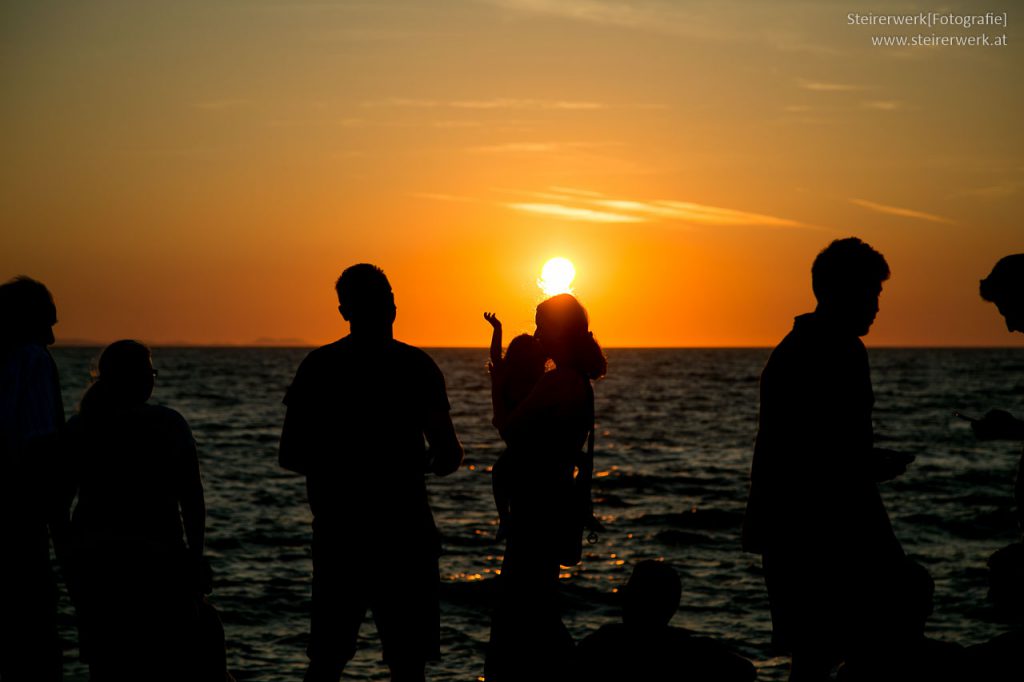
742 238 912 681
965 542 1024 680
485 294 606 682
838 559 965 682
972 254 1024 528
279 264 463 682
484 311 547 541
576 561 756 682
0 276 64 681
58 340 223 682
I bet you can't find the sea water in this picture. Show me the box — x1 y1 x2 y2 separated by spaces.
49 347 1024 681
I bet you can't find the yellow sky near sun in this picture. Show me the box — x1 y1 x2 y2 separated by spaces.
1 0 1022 346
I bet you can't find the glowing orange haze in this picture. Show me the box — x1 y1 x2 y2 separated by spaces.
1 2 1021 348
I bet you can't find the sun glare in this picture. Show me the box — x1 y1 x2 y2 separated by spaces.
538 257 576 296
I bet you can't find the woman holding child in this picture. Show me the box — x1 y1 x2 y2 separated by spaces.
484 294 607 681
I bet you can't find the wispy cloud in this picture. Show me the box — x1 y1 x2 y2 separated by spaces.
503 187 812 228
861 100 903 111
481 0 844 54
362 97 606 110
506 203 647 223
466 141 617 154
849 198 954 224
416 186 815 228
799 80 865 92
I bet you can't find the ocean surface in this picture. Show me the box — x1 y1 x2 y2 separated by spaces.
48 347 1024 681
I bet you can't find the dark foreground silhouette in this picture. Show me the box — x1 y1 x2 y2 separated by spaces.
485 294 606 682
743 238 912 681
58 340 231 682
0 276 64 682
965 542 1024 681
837 559 965 682
973 254 1024 529
576 560 756 682
280 264 463 682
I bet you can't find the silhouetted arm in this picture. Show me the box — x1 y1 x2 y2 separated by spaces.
279 403 311 475
424 410 463 476
176 419 205 559
484 312 503 367
279 356 318 475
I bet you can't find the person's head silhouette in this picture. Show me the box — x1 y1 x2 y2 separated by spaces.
620 560 682 630
0 275 57 347
980 254 1024 334
80 340 155 414
811 237 890 336
335 264 396 338
534 293 606 379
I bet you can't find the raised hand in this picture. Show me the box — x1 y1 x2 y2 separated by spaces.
484 312 502 329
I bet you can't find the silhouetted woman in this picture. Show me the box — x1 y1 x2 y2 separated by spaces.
485 294 606 682
59 340 216 682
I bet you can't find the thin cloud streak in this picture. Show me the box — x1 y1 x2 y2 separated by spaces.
362 97 606 110
506 203 647 223
849 198 954 224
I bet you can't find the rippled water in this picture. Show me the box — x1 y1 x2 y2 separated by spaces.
49 347 1024 681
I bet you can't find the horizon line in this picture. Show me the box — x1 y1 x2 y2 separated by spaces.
51 343 1024 350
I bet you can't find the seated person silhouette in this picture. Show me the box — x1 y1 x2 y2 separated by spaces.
742 237 913 682
972 255 1024 529
965 542 1024 681
280 264 464 682
575 560 756 682
838 559 965 682
483 311 547 541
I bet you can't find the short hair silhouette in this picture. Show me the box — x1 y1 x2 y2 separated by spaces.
811 237 890 303
0 275 56 344
980 254 1024 304
621 560 682 628
334 263 395 324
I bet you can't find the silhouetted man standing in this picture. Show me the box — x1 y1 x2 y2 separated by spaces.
0 276 64 682
972 254 1024 527
280 264 463 682
742 239 911 682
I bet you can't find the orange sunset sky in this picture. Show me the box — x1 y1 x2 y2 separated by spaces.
2 0 1022 347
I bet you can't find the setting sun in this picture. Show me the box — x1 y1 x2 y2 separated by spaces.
538 257 576 296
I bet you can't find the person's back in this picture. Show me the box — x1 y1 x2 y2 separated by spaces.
65 403 194 550
58 340 212 682
284 335 449 546
280 263 463 682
